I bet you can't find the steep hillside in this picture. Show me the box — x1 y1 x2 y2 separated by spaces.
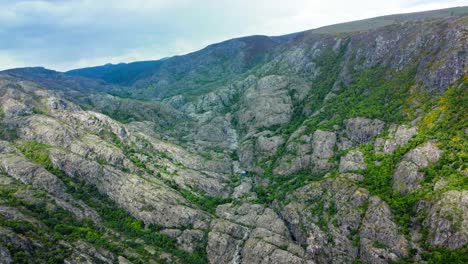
0 7 467 264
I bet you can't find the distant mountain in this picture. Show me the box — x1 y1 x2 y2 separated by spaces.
67 60 164 86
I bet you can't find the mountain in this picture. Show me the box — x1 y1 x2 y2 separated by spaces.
0 6 467 264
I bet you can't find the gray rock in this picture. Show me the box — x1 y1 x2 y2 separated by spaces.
0 243 12 264
237 75 292 131
65 240 115 264
256 132 284 156
382 125 417 153
393 161 422 194
0 154 66 196
339 150 366 172
232 179 253 198
424 190 467 249
360 196 408 264
177 229 205 253
117 256 133 264
207 231 242 263
345 118 384 144
393 142 442 194
49 149 211 228
216 203 290 237
404 141 442 167
311 130 336 171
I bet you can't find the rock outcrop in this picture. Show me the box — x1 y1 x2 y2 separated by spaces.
393 142 442 194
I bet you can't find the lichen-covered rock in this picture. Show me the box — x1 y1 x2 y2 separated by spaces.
175 229 205 253
49 149 211 228
207 219 249 263
424 190 467 249
344 118 384 144
278 174 371 263
393 142 442 194
206 203 311 264
232 178 254 198
237 75 292 131
393 161 422 194
339 150 366 172
382 125 417 153
216 203 290 237
64 241 115 264
242 238 312 264
195 116 238 150
0 243 12 264
404 141 442 167
359 196 409 264
256 132 284 156
0 154 66 196
311 130 336 171
274 154 312 176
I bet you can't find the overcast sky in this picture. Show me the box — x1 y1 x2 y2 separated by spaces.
0 0 466 71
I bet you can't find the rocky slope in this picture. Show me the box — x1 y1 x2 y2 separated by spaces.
0 6 467 264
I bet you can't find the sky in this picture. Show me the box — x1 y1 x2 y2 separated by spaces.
0 0 466 71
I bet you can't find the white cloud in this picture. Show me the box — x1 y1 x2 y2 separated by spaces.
0 0 466 71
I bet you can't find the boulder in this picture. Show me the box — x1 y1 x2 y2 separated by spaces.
382 125 417 153
424 190 467 249
344 118 384 144
392 142 442 194
339 150 366 172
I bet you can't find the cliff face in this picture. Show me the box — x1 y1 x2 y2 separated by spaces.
0 7 467 264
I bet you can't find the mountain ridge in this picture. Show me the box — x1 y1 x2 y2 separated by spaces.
0 6 467 264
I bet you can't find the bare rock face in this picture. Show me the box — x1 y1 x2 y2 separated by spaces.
273 133 312 176
64 240 115 264
279 174 370 263
424 190 468 249
242 238 312 264
339 150 366 172
195 116 238 150
404 141 442 168
237 75 292 131
232 178 254 198
207 219 250 264
272 132 317 176
160 229 205 253
0 243 12 264
206 203 310 264
274 153 311 176
311 130 336 171
393 161 422 194
256 132 284 156
359 196 409 264
49 149 211 228
382 125 417 154
344 118 384 144
0 154 66 196
278 173 369 263
393 142 442 194
216 203 290 237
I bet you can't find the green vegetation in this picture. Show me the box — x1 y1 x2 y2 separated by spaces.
357 83 467 235
304 64 416 134
421 246 468 264
14 140 209 263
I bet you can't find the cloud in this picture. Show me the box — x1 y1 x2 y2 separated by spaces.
0 0 466 71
